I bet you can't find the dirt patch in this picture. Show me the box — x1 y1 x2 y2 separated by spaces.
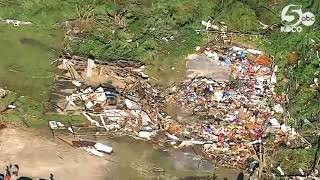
0 127 109 179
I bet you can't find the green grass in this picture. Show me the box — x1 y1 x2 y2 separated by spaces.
0 0 81 25
262 29 320 123
0 25 91 127
273 147 316 175
0 25 72 126
0 25 63 97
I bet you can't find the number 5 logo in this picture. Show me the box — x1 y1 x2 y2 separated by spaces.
281 5 303 26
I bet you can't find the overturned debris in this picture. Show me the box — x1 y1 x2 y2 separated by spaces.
56 134 113 157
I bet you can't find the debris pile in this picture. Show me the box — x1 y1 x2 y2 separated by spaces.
167 46 302 167
49 120 113 157
53 56 175 142
52 48 303 169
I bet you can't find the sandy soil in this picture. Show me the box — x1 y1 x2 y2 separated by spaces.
0 126 108 180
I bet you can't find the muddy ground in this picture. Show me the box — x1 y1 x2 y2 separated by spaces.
0 125 244 180
0 126 109 180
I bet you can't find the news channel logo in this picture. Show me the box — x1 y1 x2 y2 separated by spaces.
281 4 316 32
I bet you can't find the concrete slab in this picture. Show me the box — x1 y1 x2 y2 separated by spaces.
186 54 230 81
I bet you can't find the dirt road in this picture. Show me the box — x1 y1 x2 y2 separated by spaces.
0 126 108 180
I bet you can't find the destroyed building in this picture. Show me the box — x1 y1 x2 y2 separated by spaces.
49 44 305 170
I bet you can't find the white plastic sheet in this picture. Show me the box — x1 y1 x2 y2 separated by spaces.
84 147 104 157
94 143 113 154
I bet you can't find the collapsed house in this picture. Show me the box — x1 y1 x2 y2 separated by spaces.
51 56 172 139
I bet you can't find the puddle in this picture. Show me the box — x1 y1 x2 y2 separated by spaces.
86 135 241 180
169 147 213 172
